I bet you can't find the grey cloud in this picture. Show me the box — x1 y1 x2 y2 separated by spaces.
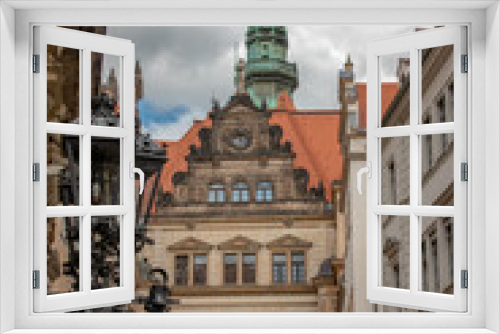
101 25 420 138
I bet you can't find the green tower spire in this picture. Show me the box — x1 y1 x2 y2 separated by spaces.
238 26 298 109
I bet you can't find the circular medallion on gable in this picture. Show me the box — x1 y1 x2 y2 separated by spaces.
226 129 252 150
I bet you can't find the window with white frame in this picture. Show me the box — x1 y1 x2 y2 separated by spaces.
33 26 139 312
25 20 474 321
365 25 467 312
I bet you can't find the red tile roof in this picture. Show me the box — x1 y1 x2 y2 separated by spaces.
270 110 342 201
276 90 296 110
356 82 399 129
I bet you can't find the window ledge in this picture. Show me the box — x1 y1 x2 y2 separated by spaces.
4 329 497 334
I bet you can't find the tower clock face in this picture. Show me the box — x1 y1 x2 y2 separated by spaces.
226 129 252 150
232 135 250 148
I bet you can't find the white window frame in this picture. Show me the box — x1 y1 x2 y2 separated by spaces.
32 26 136 312
0 2 498 333
366 26 467 312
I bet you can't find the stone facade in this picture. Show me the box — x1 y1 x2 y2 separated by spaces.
146 81 340 311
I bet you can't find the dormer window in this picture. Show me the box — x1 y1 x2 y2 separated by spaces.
256 181 273 202
232 182 250 202
208 183 225 203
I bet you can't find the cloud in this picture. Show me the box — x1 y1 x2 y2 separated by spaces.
145 107 208 141
138 100 191 128
138 100 207 140
103 25 419 139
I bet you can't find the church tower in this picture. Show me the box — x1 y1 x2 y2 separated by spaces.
240 26 298 109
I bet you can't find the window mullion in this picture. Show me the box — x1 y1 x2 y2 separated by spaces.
82 213 91 292
81 48 92 294
409 47 420 294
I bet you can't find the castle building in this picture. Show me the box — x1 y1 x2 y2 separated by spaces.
142 54 343 312
45 25 416 313
139 26 404 313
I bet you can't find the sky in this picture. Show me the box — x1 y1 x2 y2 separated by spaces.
102 25 415 140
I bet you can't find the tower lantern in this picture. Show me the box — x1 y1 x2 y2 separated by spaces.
240 26 299 109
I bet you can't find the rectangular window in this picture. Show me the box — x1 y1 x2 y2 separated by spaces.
208 184 225 203
175 255 189 286
367 25 467 312
272 253 287 284
242 253 256 284
256 182 273 202
33 26 136 312
224 254 237 285
291 252 306 283
193 255 207 286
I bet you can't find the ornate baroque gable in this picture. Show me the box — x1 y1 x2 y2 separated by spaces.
266 234 313 250
217 235 262 252
219 93 261 114
167 237 212 251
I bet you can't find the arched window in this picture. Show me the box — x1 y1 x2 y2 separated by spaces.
256 181 273 202
232 182 249 202
208 183 225 203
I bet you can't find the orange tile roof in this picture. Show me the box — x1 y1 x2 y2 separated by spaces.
145 83 398 212
276 90 296 110
270 110 342 201
356 82 399 129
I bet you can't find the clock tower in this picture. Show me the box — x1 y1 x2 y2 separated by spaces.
240 26 299 109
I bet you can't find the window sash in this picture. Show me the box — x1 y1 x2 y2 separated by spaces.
272 254 287 284
193 255 207 286
224 254 238 284
366 25 467 312
242 253 256 284
32 26 136 313
175 256 189 286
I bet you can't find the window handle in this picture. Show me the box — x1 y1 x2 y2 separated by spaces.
357 162 372 195
129 162 145 195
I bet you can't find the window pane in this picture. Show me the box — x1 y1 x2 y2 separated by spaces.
91 137 121 205
273 253 287 284
91 52 121 127
241 191 249 202
291 251 306 283
224 254 238 284
265 190 273 201
421 134 454 206
217 190 225 202
420 45 454 124
47 133 80 206
47 45 80 124
175 256 189 286
421 217 454 294
379 51 410 127
380 215 410 290
256 190 263 202
242 253 256 284
193 255 207 286
91 216 120 290
381 136 410 205
47 217 80 295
